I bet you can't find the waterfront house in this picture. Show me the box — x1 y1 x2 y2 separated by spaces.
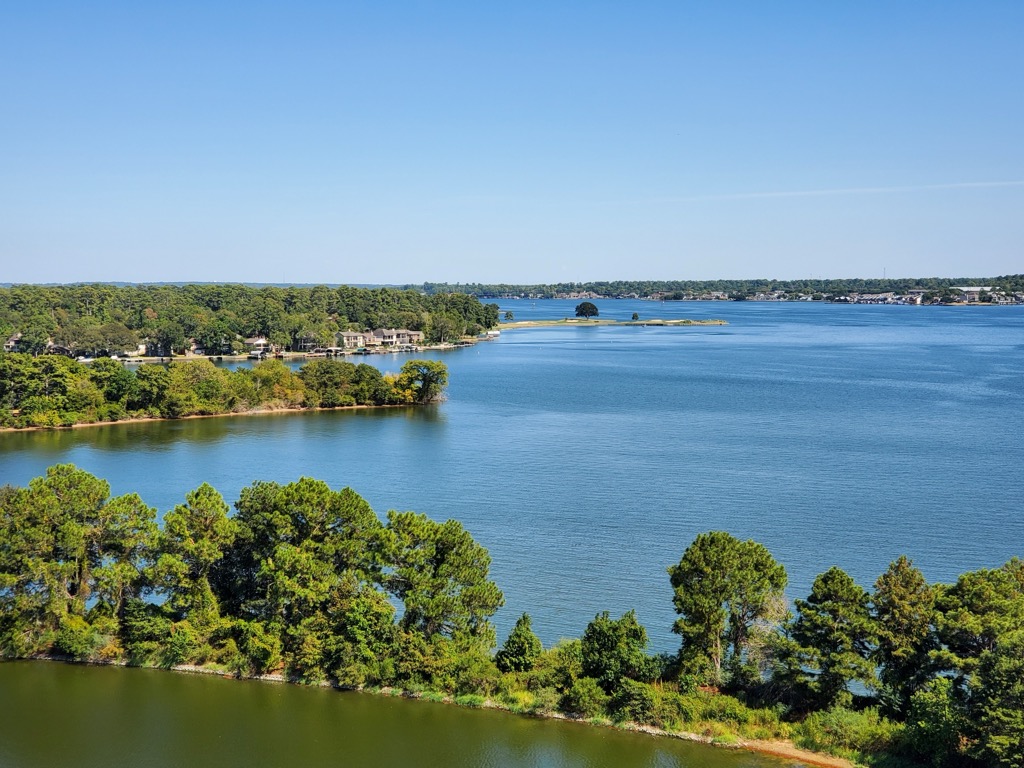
338 331 367 349
4 333 22 352
374 329 398 346
950 286 993 303
373 328 425 347
243 336 271 353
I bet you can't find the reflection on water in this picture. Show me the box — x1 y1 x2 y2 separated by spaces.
0 661 794 768
0 404 444 454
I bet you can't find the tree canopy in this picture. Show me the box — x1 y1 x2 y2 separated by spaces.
668 531 787 686
0 283 499 356
2 468 1022 767
574 301 599 318
0 354 447 428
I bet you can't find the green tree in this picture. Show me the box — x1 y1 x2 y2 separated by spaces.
397 360 449 403
323 575 398 686
427 312 465 343
384 511 504 649
128 364 170 413
668 531 787 686
350 364 390 405
580 609 652 693
933 564 1024 682
575 301 599 318
92 492 158 619
21 464 113 618
152 484 236 629
163 360 234 416
89 357 138 406
495 612 542 673
298 359 358 408
872 555 937 714
215 479 386 636
0 465 156 656
972 629 1024 767
247 359 305 407
503 311 514 322
903 677 967 768
152 320 185 356
789 567 876 710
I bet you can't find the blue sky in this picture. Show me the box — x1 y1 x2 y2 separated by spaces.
2 2 1021 284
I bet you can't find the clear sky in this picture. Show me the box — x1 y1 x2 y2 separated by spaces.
2 1 1022 284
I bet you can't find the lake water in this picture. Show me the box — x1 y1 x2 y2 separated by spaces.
2 300 1022 655
0 661 792 768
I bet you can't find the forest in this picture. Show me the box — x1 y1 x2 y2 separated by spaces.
0 355 448 428
1 466 1021 768
0 284 499 356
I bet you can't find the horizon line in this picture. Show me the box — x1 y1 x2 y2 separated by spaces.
645 180 1024 204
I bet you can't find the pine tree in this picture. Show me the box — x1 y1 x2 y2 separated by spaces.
495 613 542 673
790 566 876 710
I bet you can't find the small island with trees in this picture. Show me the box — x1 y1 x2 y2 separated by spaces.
495 301 727 331
2 465 1022 768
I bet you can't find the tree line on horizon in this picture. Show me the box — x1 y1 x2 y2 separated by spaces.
0 355 449 428
1 466 1021 767
410 275 1024 299
0 284 499 357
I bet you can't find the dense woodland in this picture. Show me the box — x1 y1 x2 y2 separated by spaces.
1 467 1021 767
0 355 448 428
410 276 1024 299
0 284 499 356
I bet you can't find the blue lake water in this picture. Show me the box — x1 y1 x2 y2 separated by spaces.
2 300 1022 653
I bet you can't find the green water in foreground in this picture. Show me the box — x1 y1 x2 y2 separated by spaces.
0 661 798 768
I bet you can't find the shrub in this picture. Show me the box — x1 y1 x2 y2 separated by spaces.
161 621 199 667
527 639 582 693
561 676 610 718
653 691 699 730
120 599 172 663
499 688 537 713
528 686 561 714
609 679 658 724
54 615 98 660
97 402 127 421
234 620 282 675
696 693 755 726
794 707 903 760
899 677 967 768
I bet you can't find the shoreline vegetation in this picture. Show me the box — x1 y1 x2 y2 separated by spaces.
3 467 1022 767
0 355 449 430
0 400 423 434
